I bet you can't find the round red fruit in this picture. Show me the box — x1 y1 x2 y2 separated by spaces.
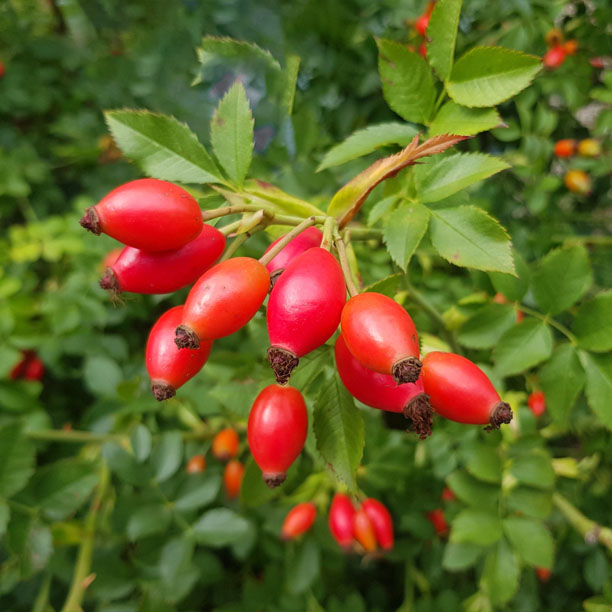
175 257 270 349
335 334 433 438
441 486 456 502
186 454 206 474
353 508 377 552
146 306 212 401
281 502 317 540
341 292 421 384
528 390 546 418
263 227 323 286
100 225 225 296
422 351 513 430
212 428 240 461
80 178 203 251
267 248 345 384
543 46 566 69
553 139 576 158
23 357 45 381
328 493 355 550
247 385 308 488
362 498 394 551
224 460 244 499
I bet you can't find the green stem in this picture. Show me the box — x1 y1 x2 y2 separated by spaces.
517 305 578 345
553 493 612 552
27 429 125 444
333 231 359 298
431 88 447 118
61 464 110 612
343 231 362 291
320 217 336 251
552 235 612 246
218 219 243 236
258 217 317 265
202 204 266 221
32 573 52 612
345 226 383 241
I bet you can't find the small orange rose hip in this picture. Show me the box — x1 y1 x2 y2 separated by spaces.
212 428 240 461
186 454 206 474
553 139 576 158
224 460 245 499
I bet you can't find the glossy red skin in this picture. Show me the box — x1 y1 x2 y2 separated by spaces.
264 227 323 275
107 225 225 294
224 460 244 499
328 493 355 549
544 46 566 69
146 306 212 390
212 428 240 461
281 502 317 540
422 352 502 424
427 508 448 536
341 292 420 376
353 508 377 552
268 248 345 357
553 139 576 158
92 179 203 251
181 257 270 340
362 499 394 550
528 390 547 418
335 334 425 413
247 385 308 479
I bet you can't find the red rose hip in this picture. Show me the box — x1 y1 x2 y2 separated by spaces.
422 351 513 430
528 390 546 418
543 45 566 69
353 508 377 552
146 306 212 400
247 385 308 488
80 178 203 251
224 460 244 499
362 498 394 551
212 428 240 461
328 493 355 550
341 292 421 384
267 247 345 384
281 502 317 540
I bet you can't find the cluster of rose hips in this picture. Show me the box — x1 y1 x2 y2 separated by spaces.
405 1 435 59
543 28 577 69
553 138 601 196
83 177 514 490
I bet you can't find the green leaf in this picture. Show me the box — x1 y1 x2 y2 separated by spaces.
240 456 281 508
446 471 499 510
585 550 609 591
197 36 281 74
450 509 502 546
429 102 501 136
540 344 585 427
363 273 403 298
173 473 221 512
210 81 254 187
313 374 365 490
242 180 323 218
83 355 122 397
442 541 484 571
457 303 517 349
489 251 530 302
532 246 592 315
192 508 252 547
150 431 183 483
580 352 612 429
507 487 552 519
503 517 554 568
481 539 520 606
131 425 152 463
428 205 514 274
462 444 502 483
281 55 300 116
415 153 510 203
510 452 555 490
317 123 419 171
102 442 151 486
105 110 223 184
286 537 320 595
377 38 436 124
584 597 612 612
382 201 430 270
127 504 172 540
426 0 462 81
0 500 10 537
0 423 35 497
493 319 553 376
574 292 612 352
447 47 541 108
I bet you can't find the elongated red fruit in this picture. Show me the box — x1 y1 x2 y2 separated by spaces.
224 460 244 499
353 508 377 552
281 502 317 540
328 493 355 550
263 226 323 285
99 225 225 296
80 178 203 251
175 257 270 349
267 248 345 384
528 390 546 418
543 45 566 69
341 292 421 384
335 334 432 438
422 351 512 430
362 499 394 551
247 385 308 488
146 306 212 400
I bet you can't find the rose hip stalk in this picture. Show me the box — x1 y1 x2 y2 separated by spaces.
335 334 432 438
100 225 225 296
341 292 421 384
267 247 345 384
247 385 308 488
80 178 203 251
146 306 212 401
421 351 513 430
362 499 394 551
281 502 317 540
175 257 270 349
328 493 355 550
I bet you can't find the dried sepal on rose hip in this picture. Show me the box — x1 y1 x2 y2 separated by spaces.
421 351 513 431
267 247 345 384
335 334 433 439
281 502 317 540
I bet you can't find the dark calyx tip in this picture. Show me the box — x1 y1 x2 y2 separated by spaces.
392 356 422 384
151 381 176 401
175 325 200 350
267 346 299 385
79 207 101 235
99 267 120 293
485 401 513 432
269 269 284 292
263 471 286 489
403 393 433 439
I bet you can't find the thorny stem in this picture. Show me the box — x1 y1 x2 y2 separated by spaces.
320 216 336 251
61 464 110 612
516 305 578 345
334 231 359 298
258 217 317 265
553 493 612 552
